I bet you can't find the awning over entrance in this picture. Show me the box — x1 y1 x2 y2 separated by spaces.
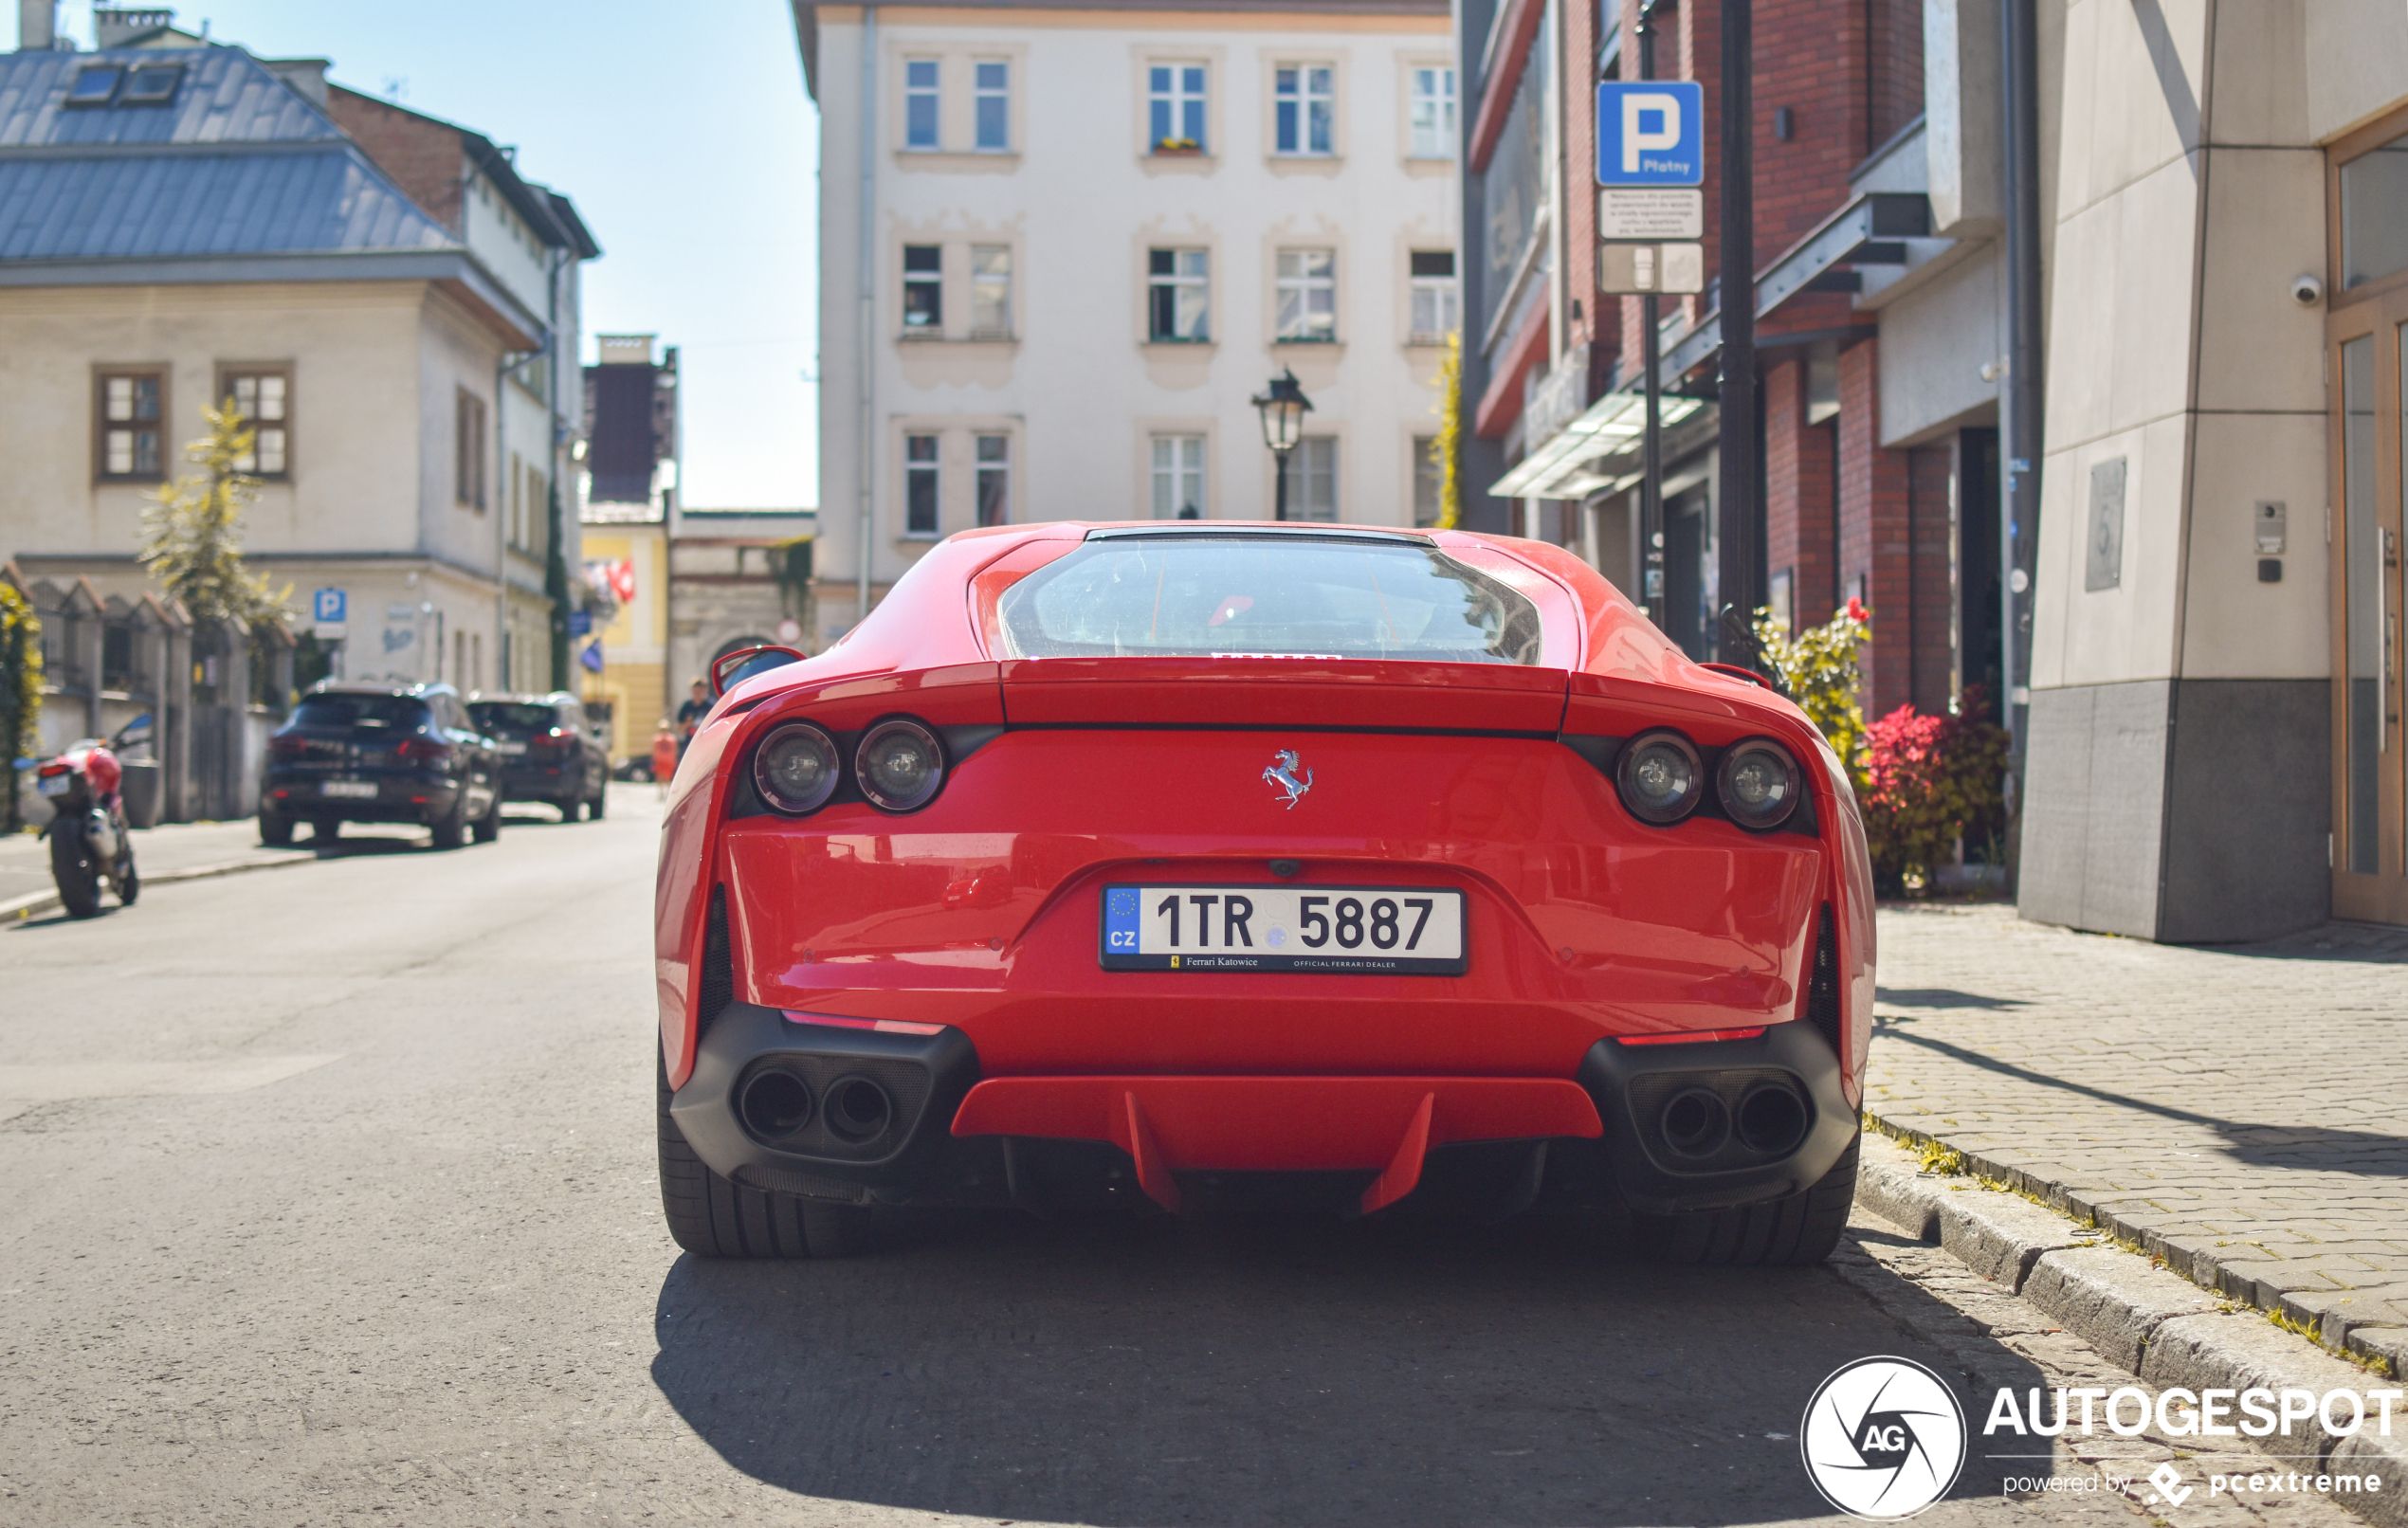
1487 389 1703 500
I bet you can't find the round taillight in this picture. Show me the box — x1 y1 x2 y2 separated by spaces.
1716 737 1802 831
754 722 842 815
854 719 944 812
1615 730 1705 826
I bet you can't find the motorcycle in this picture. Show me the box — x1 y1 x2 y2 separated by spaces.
33 718 143 919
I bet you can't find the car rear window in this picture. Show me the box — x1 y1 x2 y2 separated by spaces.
994 535 1543 664
469 702 560 737
289 696 432 730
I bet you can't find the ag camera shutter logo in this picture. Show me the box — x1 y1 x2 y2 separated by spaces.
1801 1356 1968 1519
1595 81 1704 186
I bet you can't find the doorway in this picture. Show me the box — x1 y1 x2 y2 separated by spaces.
2326 112 2408 923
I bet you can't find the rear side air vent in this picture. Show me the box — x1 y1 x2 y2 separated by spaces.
1803 904 1841 1062
698 887 734 1041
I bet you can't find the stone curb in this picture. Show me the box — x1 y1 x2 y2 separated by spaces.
0 849 315 923
1856 1133 2408 1528
1865 1113 2408 1376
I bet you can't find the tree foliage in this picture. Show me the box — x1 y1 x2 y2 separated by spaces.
1752 598 1871 785
137 402 289 629
0 579 41 831
1432 330 1464 530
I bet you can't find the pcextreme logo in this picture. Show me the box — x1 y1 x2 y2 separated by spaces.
1801 1357 1969 1519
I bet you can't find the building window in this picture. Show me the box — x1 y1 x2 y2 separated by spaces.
1274 65 1335 155
904 60 939 149
1276 248 1338 341
974 61 1010 151
1413 435 1441 527
971 246 1012 337
976 434 1011 526
1149 64 1206 151
1409 67 1456 158
95 370 165 481
455 389 487 509
1280 436 1339 521
1148 248 1210 341
219 367 290 477
1409 250 1458 342
2340 127 2408 288
903 245 943 335
905 433 940 537
1152 435 1206 518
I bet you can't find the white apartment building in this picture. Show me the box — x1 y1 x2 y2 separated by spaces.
794 0 1458 641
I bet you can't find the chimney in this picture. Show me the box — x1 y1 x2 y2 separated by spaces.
18 0 55 50
93 7 173 48
265 58 330 107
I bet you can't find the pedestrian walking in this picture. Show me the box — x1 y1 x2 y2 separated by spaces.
650 721 680 798
675 681 710 759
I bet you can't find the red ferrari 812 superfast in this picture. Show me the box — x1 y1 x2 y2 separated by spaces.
654 522 1875 1264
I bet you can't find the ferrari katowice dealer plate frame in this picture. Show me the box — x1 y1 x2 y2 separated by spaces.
1100 883 1468 974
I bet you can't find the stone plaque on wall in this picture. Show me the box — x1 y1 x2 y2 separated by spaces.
2086 457 2126 591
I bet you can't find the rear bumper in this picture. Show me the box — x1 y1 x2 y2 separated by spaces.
262 772 454 824
669 1001 1852 1216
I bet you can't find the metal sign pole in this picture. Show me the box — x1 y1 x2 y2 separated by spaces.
1715 0 1758 661
1636 2 1665 627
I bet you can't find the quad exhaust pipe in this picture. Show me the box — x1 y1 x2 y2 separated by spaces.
1657 1082 1808 1159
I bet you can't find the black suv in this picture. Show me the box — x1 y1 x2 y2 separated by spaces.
467 692 610 822
260 682 503 848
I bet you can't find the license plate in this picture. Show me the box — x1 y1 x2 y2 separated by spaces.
495 742 528 756
37 773 70 797
320 779 378 799
1101 884 1467 975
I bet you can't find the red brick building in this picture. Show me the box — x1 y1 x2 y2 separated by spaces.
1457 0 2009 722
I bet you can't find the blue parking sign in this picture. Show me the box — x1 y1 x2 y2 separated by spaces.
312 588 346 624
1596 81 1704 186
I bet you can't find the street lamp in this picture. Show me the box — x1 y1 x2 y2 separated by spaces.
1250 369 1313 520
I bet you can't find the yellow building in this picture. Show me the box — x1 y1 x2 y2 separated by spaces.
577 503 668 765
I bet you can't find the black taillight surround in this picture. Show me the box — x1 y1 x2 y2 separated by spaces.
735 715 1001 821
1562 731 1820 838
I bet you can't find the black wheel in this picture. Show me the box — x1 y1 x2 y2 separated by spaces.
558 793 582 824
587 784 608 821
657 1051 872 1258
259 809 294 846
429 789 469 850
471 791 502 844
48 828 103 919
313 818 340 842
1634 1134 1860 1266
114 856 138 906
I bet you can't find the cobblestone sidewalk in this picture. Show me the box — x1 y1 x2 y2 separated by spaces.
1864 902 2408 1374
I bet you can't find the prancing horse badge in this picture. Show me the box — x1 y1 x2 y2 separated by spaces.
1262 749 1313 809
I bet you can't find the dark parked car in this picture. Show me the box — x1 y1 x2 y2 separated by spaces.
260 681 503 849
467 692 610 821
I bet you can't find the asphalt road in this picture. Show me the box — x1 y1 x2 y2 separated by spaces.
0 791 2352 1527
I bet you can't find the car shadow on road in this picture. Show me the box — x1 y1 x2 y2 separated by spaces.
647 1209 2046 1526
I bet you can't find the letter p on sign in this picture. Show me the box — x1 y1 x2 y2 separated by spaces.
1622 92 1680 173
1596 81 1704 187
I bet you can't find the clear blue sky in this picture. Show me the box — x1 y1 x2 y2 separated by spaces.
29 1 824 510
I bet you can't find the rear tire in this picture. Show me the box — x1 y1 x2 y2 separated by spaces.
48 828 103 919
657 1051 871 1259
558 793 582 824
429 790 468 850
114 855 138 906
1634 1134 1859 1266
471 791 502 844
587 784 608 820
259 809 294 847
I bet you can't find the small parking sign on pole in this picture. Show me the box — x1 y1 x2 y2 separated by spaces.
312 588 347 642
1595 81 1704 187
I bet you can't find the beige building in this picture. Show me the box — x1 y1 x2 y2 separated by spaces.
2016 1 2408 938
0 27 597 816
794 0 1458 642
